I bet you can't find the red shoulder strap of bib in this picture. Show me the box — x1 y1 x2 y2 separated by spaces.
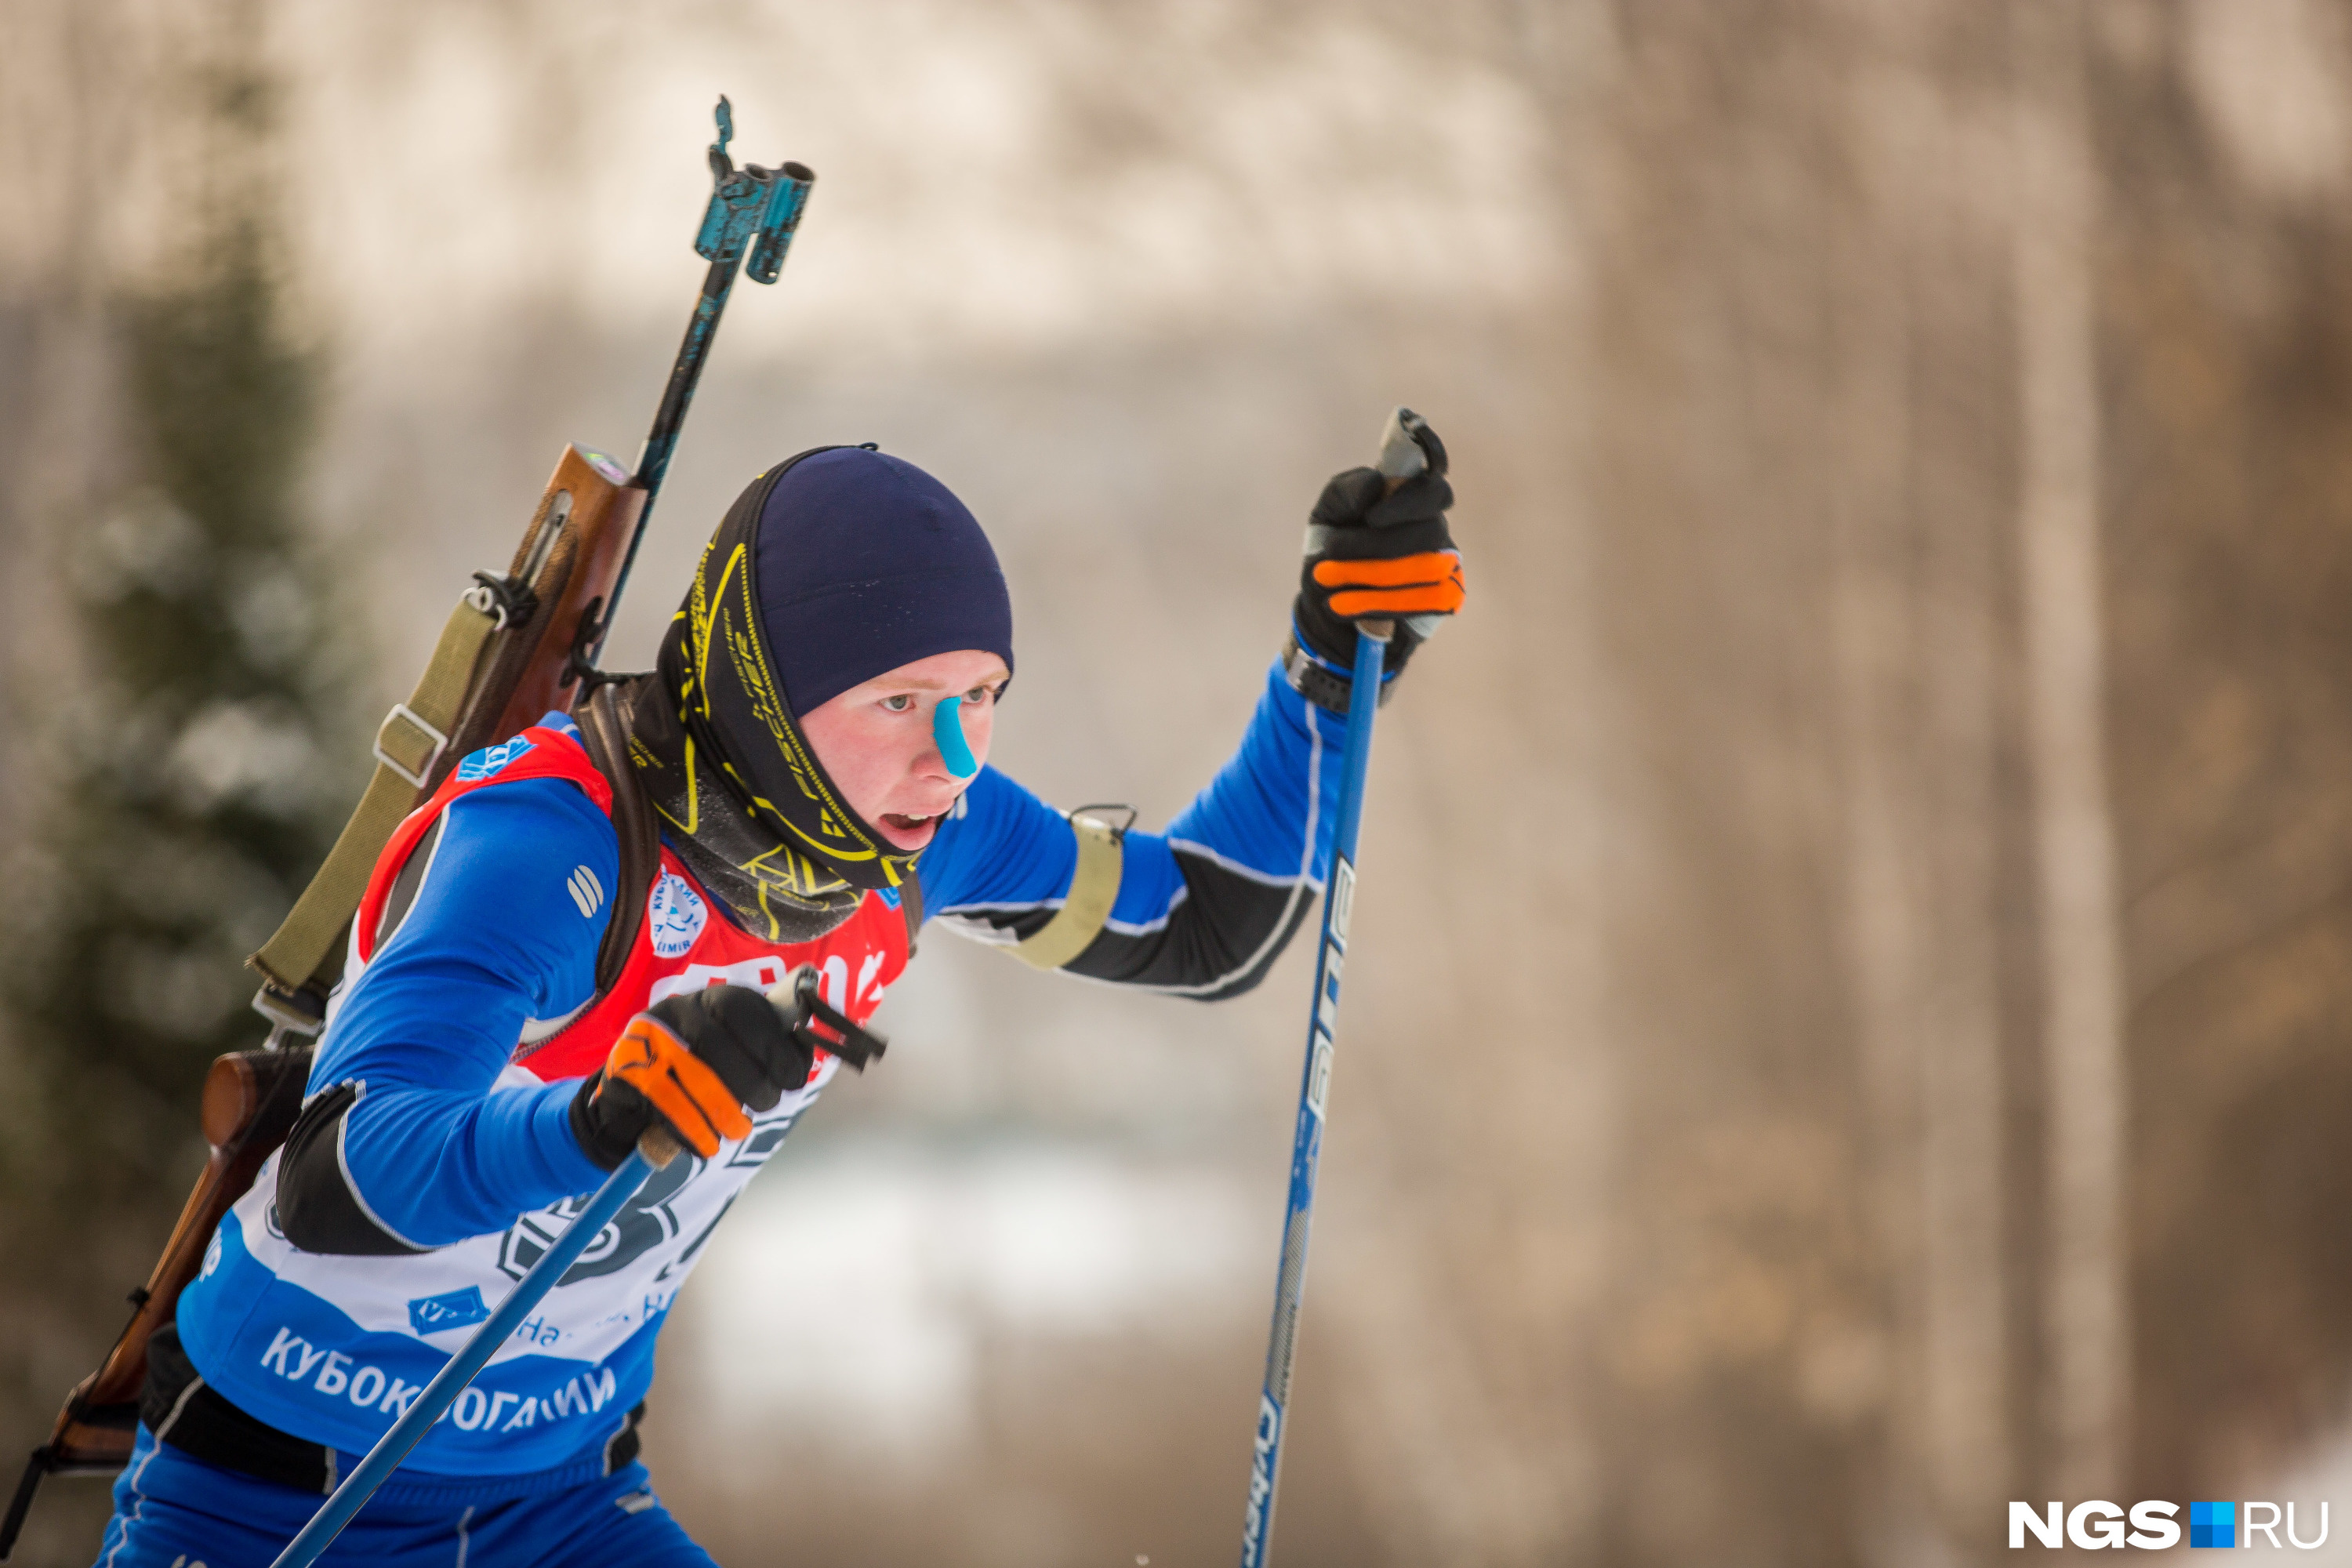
354 725 614 967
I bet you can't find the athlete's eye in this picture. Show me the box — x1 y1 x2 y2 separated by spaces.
881 694 915 713
965 685 993 705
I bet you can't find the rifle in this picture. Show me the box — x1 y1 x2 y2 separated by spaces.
0 96 812 1559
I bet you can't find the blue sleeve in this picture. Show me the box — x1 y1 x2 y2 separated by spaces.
309 775 617 1245
917 659 1345 997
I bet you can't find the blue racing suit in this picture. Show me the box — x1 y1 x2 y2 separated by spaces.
97 662 1344 1567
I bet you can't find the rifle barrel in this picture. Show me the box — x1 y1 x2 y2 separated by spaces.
595 251 745 663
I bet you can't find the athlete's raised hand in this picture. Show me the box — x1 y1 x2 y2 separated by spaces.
1286 415 1463 711
569 983 815 1167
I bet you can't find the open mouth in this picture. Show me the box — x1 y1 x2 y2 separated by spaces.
878 811 944 847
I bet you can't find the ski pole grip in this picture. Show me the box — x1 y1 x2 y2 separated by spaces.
765 964 888 1071
765 964 818 1022
1375 406 1429 487
1356 405 1432 642
628 960 887 1173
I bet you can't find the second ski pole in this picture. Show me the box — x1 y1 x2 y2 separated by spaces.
1238 407 1434 1568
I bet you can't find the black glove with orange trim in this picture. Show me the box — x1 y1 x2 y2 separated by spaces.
568 984 815 1170
1285 417 1464 714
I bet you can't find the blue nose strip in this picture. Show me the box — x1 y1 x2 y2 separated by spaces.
934 693 979 780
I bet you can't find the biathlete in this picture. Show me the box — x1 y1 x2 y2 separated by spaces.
95 432 1464 1566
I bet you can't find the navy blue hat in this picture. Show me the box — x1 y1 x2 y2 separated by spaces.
751 447 1015 717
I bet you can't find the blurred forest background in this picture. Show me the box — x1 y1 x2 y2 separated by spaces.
6 0 2352 1563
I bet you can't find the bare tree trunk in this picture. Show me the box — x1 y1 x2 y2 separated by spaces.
2010 0 2129 1505
0 0 123 850
1826 34 1933 1548
1914 421 2011 1545
1831 17 2013 1548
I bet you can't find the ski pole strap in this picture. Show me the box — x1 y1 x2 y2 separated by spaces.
1281 629 1397 717
249 590 503 1006
1007 808 1128 971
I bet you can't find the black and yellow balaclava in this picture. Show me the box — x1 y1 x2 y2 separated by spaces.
626 446 1016 942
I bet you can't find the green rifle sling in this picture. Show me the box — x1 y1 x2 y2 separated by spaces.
248 591 502 1002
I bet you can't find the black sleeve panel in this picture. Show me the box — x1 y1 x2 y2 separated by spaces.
374 816 443 952
275 1081 426 1256
952 846 1319 1001
274 811 445 1255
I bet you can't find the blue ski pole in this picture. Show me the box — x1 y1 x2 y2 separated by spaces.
1239 408 1432 1568
267 1129 681 1568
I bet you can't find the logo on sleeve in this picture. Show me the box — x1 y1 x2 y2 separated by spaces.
456 736 535 782
648 873 708 957
568 866 604 918
408 1286 493 1335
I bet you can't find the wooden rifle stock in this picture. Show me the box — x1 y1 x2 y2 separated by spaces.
426 445 646 792
0 1051 309 1555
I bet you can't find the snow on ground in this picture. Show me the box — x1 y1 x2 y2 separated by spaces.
683 1135 1259 1462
